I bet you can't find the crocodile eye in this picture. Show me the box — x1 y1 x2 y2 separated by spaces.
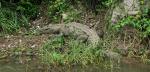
45 28 49 30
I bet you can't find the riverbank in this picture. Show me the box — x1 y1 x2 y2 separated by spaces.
0 28 150 72
0 32 150 65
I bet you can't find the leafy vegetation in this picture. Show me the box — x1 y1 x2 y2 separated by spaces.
0 0 114 33
0 8 30 34
1 0 150 69
0 8 19 33
40 36 104 65
114 7 150 38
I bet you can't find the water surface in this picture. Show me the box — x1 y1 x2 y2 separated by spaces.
0 60 150 72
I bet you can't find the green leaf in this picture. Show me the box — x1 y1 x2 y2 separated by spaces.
146 26 150 32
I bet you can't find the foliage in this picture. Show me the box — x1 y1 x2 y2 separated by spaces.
47 0 115 23
0 0 38 33
47 0 81 23
1 0 39 19
0 8 20 33
101 0 113 7
16 0 39 19
0 8 31 33
0 0 118 33
40 35 104 65
114 10 150 38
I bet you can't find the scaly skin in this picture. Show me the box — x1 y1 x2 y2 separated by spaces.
38 22 100 46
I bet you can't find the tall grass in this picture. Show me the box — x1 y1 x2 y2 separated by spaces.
39 35 105 66
0 8 19 33
0 8 30 34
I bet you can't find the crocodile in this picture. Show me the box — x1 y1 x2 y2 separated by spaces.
38 22 100 46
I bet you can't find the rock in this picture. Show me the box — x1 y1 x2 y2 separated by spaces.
111 5 125 24
123 0 140 13
103 50 121 62
111 0 140 24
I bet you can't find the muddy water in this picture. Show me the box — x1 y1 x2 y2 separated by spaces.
0 60 150 72
120 63 150 72
0 62 25 72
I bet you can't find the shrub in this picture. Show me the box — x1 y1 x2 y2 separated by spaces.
114 5 150 38
16 0 39 19
48 0 71 23
0 8 31 34
0 8 20 33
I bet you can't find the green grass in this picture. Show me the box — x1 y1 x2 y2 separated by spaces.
39 35 105 66
0 8 30 34
0 8 20 33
